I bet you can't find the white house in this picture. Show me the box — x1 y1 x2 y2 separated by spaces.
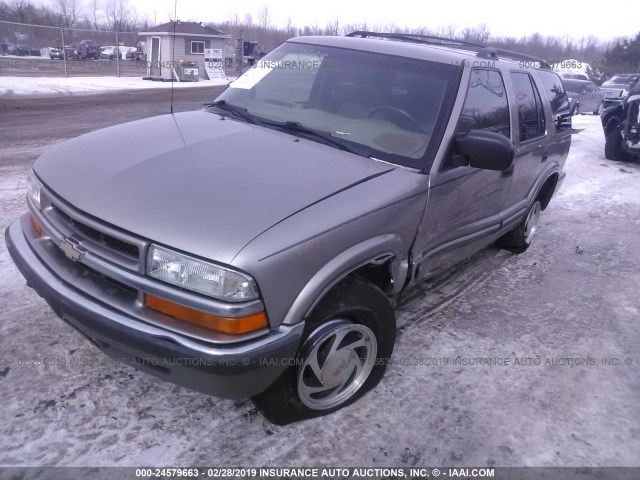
139 21 230 81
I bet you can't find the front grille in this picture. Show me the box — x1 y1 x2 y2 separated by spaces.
82 263 138 297
51 203 140 260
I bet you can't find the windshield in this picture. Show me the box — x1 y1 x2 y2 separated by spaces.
214 41 460 169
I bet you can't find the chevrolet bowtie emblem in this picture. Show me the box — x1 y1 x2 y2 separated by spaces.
59 237 85 262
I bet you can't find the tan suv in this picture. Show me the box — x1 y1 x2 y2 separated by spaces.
6 31 571 424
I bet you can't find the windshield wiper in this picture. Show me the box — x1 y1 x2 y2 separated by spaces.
263 120 372 157
205 100 261 125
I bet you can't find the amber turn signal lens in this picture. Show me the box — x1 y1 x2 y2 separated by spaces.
29 213 42 237
145 294 268 335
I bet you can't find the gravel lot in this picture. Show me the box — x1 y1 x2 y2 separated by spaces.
0 92 639 468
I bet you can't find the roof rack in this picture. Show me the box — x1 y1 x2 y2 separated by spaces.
345 31 552 70
346 31 486 49
477 47 551 69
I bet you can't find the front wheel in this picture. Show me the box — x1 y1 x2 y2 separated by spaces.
497 200 542 254
252 277 396 425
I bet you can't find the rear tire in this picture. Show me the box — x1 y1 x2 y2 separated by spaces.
252 277 396 425
605 128 631 161
497 200 542 254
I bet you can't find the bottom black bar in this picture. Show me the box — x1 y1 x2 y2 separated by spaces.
1 467 639 480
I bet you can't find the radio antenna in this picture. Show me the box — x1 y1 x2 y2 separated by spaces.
170 0 177 114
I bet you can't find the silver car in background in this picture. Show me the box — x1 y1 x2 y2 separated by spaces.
563 79 605 115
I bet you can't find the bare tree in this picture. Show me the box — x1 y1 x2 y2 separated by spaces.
257 5 269 29
325 17 339 36
104 0 137 31
55 0 79 27
90 0 100 30
285 17 295 38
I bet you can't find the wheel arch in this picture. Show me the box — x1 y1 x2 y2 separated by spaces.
281 234 408 326
536 172 559 210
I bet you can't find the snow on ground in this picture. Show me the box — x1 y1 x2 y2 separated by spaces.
1 111 639 467
0 75 233 96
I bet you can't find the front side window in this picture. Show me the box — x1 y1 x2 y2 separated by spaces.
441 69 510 171
191 41 204 54
214 41 461 169
456 69 510 138
511 72 545 142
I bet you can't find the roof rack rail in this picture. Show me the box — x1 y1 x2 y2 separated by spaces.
345 31 552 70
477 47 551 69
346 31 485 49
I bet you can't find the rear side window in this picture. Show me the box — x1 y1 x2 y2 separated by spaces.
456 69 510 138
538 71 570 115
511 72 545 142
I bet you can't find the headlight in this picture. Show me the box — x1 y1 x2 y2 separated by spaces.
27 169 42 210
147 245 259 301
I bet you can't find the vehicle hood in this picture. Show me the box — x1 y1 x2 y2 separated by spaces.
34 111 392 264
603 81 630 88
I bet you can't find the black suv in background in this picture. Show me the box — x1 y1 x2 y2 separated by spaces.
80 39 100 59
602 78 640 161
64 40 101 59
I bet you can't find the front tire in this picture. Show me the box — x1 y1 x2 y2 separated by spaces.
497 200 542 254
252 277 396 425
604 128 632 161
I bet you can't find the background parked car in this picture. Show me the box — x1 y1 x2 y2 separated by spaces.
8 45 40 56
563 79 605 115
49 46 64 59
99 46 121 59
560 72 589 81
602 74 640 108
80 39 101 59
64 43 87 59
127 41 146 61
602 78 640 161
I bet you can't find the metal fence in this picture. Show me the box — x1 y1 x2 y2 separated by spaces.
0 20 143 77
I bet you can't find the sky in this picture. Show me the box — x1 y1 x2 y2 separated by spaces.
117 0 638 42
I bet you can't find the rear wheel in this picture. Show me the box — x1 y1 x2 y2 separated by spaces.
497 200 542 254
604 128 631 161
252 277 396 425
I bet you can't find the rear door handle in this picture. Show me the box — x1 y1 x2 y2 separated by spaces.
541 152 548 162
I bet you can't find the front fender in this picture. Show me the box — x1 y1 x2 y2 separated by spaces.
281 234 408 325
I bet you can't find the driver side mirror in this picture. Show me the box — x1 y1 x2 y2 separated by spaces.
452 130 514 171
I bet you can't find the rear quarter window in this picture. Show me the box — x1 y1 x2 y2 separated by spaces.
538 70 570 114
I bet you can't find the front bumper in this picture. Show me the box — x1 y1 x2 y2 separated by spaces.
5 219 304 399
